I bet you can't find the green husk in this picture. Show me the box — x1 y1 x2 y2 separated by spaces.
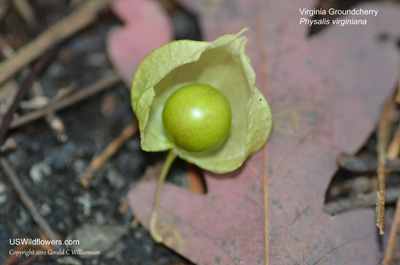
131 29 272 173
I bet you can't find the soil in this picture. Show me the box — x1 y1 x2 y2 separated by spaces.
0 1 195 264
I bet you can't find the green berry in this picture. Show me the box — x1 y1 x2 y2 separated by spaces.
162 84 232 152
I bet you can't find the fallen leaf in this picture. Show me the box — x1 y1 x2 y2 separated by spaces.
106 0 173 86
128 1 400 264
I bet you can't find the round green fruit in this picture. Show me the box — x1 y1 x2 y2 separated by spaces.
162 84 232 152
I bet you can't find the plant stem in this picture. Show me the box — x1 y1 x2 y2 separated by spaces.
150 150 177 243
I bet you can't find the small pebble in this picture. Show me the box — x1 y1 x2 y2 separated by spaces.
45 145 74 170
104 242 125 259
29 161 52 184
106 167 125 190
8 149 28 168
0 195 6 205
133 230 143 240
73 159 86 175
39 203 52 216
76 193 91 217
48 63 65 78
144 243 152 255
94 212 105 224
16 209 29 227
101 94 117 119
126 139 140 151
86 53 107 67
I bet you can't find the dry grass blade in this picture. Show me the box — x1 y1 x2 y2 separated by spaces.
324 188 400 215
0 157 62 251
0 0 113 85
0 137 17 153
386 124 400 160
1 38 69 143
383 196 400 265
0 0 10 22
3 239 28 265
376 100 393 235
29 81 69 142
255 0 269 261
0 53 51 145
337 153 400 175
383 84 400 264
12 0 38 31
185 164 205 194
9 73 120 129
80 121 138 188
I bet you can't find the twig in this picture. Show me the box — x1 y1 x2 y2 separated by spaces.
9 73 120 129
0 0 10 23
0 0 113 85
53 83 77 101
338 153 377 175
383 196 400 265
12 0 38 31
186 164 205 194
19 255 39 265
38 229 61 252
324 187 400 215
80 121 138 188
387 124 400 160
376 100 393 235
337 153 400 175
29 81 68 143
256 0 269 259
0 157 62 251
3 239 28 265
0 137 17 153
383 79 400 264
0 36 14 58
0 53 51 145
45 113 68 142
1 38 69 143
